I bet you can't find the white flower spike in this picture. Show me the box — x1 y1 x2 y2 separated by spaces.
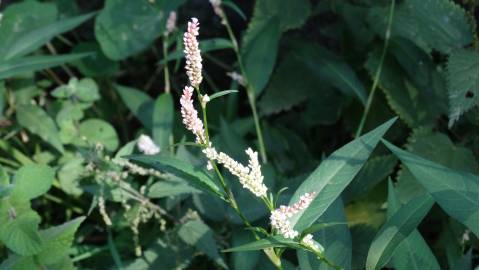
183 18 203 87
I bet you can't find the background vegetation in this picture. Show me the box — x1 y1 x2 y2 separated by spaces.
0 0 478 269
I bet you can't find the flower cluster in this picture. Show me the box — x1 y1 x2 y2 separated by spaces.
137 134 160 155
183 18 203 87
165 11 177 36
270 192 316 239
180 86 206 144
301 234 323 252
203 147 267 197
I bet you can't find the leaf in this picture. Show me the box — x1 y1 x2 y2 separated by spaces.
292 43 367 104
209 90 238 101
383 140 479 237
71 42 119 77
127 154 224 199
178 219 227 269
16 105 64 153
0 53 93 80
52 77 100 102
223 235 302 252
115 84 154 130
11 164 55 201
447 49 479 126
158 38 234 65
2 12 95 60
250 0 311 31
153 93 173 151
0 1 57 60
288 118 397 231
365 194 434 270
231 229 260 270
241 16 281 96
147 179 199 198
75 119 119 151
37 217 85 265
0 209 42 256
368 0 473 54
388 181 441 270
95 0 183 60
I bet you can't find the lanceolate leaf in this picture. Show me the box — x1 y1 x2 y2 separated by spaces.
366 194 434 270
2 12 96 60
153 93 174 151
127 154 224 199
383 140 479 236
0 53 93 80
289 117 397 231
115 84 154 130
447 49 479 126
388 181 440 270
223 235 303 252
16 105 64 153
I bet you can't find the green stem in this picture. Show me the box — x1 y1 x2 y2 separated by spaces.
163 36 171 93
355 0 395 138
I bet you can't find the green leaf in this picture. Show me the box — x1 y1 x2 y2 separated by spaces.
52 78 100 102
16 105 64 153
250 0 311 31
37 217 85 265
383 140 479 237
365 194 434 270
158 38 234 65
95 0 183 60
11 164 55 201
178 219 227 269
75 119 119 151
289 118 397 231
293 43 367 104
223 235 302 252
2 12 95 60
209 90 238 101
127 154 224 199
147 179 199 198
0 209 43 256
71 42 119 77
368 0 473 54
153 93 173 151
0 53 93 80
241 16 281 96
115 84 154 130
388 181 440 270
0 1 57 60
447 49 479 126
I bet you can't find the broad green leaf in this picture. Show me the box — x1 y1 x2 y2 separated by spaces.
153 93 173 151
388 181 440 270
241 16 281 96
0 53 93 80
11 164 55 201
293 43 367 104
368 0 473 54
383 140 479 236
58 156 84 196
223 235 302 252
52 78 100 102
95 0 183 60
158 38 234 65
115 84 154 130
0 209 42 256
0 1 57 60
2 12 95 60
75 119 119 151
147 179 199 198
366 194 434 270
447 49 479 126
289 118 397 231
37 217 85 265
127 154 224 199
16 105 64 153
396 128 478 203
178 219 227 269
71 42 119 77
250 0 311 31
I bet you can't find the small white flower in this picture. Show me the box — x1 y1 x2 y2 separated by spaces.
165 11 177 35
206 161 214 171
301 234 323 252
137 134 160 155
201 94 210 108
227 71 246 86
